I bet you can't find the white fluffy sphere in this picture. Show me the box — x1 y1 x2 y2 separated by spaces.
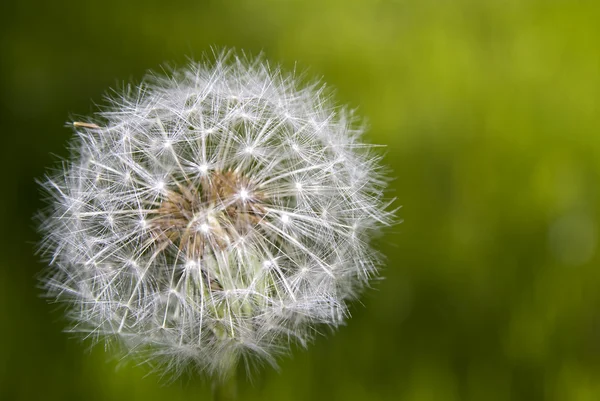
38 50 393 378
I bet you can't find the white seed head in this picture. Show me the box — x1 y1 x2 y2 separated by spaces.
37 50 394 378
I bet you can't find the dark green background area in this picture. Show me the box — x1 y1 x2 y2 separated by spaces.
2 1 600 400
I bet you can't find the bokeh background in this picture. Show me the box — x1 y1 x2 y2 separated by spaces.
2 0 600 400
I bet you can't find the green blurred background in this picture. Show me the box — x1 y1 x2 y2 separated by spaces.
2 0 600 400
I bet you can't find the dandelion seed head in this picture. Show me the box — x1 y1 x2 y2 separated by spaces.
37 49 394 379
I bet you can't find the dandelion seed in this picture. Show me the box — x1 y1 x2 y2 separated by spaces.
36 49 395 379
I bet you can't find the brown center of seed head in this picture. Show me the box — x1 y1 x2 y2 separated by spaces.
148 170 266 260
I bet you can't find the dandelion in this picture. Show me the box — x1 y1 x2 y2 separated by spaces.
37 50 394 380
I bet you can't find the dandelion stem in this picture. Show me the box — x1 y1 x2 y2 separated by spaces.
211 369 238 401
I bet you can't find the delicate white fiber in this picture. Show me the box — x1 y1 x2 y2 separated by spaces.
37 49 394 378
